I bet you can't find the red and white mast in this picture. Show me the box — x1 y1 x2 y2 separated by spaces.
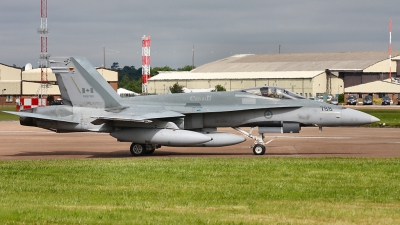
142 35 151 94
38 0 49 103
389 20 392 79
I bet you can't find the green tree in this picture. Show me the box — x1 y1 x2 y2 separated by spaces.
116 64 199 94
119 66 141 80
119 74 142 93
338 93 344 103
119 75 130 86
170 82 184 93
151 66 175 77
214 84 226 92
177 65 195 71
124 79 142 93
111 62 119 70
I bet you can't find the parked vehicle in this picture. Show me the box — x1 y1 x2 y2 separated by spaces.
363 96 373 105
347 95 357 105
330 97 338 105
382 96 391 105
50 99 63 105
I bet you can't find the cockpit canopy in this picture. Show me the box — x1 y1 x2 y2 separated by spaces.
236 86 306 100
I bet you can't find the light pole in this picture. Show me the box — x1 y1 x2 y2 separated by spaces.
1 88 6 108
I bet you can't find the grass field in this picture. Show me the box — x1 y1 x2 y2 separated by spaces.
358 109 400 127
0 106 19 121
0 158 399 224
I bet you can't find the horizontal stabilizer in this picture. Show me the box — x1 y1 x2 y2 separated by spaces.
2 111 78 124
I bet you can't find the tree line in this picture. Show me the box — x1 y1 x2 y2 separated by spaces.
112 62 195 93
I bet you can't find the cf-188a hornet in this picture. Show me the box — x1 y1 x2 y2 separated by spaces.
3 57 380 156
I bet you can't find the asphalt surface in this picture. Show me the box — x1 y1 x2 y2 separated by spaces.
1 121 399 160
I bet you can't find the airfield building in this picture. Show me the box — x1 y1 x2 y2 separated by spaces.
0 63 21 107
148 51 400 101
0 65 118 107
2 51 400 107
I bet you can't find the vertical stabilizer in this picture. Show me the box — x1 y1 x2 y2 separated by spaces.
51 57 121 109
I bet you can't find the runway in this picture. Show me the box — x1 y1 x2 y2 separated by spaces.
0 121 399 160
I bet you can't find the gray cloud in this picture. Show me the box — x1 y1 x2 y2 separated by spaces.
1 0 399 69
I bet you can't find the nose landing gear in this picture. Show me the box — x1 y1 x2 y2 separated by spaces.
252 144 266 155
233 127 276 155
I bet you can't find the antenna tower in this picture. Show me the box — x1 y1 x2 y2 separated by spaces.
389 20 392 79
192 45 195 70
37 0 49 104
142 35 151 94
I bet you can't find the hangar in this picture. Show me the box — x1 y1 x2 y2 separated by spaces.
148 51 400 99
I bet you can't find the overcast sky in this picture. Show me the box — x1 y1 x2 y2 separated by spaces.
1 1 399 69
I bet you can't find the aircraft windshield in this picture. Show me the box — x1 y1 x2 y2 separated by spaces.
237 86 306 99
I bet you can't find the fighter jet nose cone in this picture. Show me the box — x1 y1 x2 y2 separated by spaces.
341 108 379 126
371 116 380 123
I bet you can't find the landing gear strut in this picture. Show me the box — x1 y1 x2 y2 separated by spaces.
233 127 276 155
130 143 157 156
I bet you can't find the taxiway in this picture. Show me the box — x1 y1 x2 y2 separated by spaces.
0 121 399 160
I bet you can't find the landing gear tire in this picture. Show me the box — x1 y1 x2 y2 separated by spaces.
145 149 155 154
130 143 146 156
145 144 156 155
253 144 266 155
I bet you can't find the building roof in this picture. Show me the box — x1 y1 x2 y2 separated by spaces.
21 67 117 82
192 51 400 73
345 79 400 93
0 63 21 69
150 71 324 81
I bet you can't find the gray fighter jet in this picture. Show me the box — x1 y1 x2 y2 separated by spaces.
3 57 380 156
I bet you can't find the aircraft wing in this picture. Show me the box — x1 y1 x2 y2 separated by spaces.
2 111 79 124
90 103 302 125
91 110 185 125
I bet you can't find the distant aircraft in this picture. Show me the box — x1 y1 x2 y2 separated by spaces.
3 57 380 156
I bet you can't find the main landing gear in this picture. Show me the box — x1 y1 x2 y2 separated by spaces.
233 127 276 155
129 143 156 156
